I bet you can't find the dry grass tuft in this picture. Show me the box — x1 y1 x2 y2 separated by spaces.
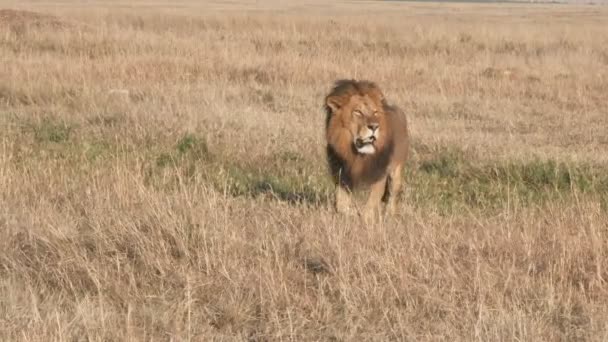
0 8 73 31
1 1 608 341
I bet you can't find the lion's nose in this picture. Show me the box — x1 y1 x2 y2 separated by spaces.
368 123 379 132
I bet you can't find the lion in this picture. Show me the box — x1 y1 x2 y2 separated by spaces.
324 79 410 221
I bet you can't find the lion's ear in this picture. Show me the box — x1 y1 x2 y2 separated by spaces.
325 95 342 113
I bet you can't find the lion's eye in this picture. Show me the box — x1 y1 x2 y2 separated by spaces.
353 110 363 117
373 111 379 116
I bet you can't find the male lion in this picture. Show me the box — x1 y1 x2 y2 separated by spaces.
324 79 409 221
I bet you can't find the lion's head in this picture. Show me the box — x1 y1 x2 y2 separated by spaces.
324 80 389 156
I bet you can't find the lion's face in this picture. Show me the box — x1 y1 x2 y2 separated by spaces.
330 94 385 155
347 95 383 155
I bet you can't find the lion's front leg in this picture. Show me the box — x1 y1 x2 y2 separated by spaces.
362 176 388 223
335 185 352 214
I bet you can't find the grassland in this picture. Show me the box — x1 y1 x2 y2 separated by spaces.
1 1 608 340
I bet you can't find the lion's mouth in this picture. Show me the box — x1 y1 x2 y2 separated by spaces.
355 137 375 148
355 136 377 154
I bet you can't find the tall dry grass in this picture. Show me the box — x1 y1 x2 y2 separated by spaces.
1 1 608 340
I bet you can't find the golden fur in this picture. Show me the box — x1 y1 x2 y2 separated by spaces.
324 79 410 221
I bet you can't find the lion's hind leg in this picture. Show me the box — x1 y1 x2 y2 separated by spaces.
383 164 404 217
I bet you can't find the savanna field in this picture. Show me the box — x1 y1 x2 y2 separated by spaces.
1 1 608 340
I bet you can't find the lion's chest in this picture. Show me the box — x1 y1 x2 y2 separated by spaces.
326 140 394 188
348 156 390 187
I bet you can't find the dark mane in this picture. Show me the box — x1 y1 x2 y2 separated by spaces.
326 139 395 188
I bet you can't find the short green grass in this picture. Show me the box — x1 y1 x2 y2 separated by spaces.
17 119 607 213
411 148 608 212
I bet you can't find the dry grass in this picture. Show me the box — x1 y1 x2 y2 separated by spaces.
1 1 608 340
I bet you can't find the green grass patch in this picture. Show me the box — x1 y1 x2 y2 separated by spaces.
145 141 606 210
33 119 72 143
8 121 605 211
411 148 608 213
146 142 331 205
82 141 112 161
14 118 120 163
154 133 211 168
216 160 331 205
